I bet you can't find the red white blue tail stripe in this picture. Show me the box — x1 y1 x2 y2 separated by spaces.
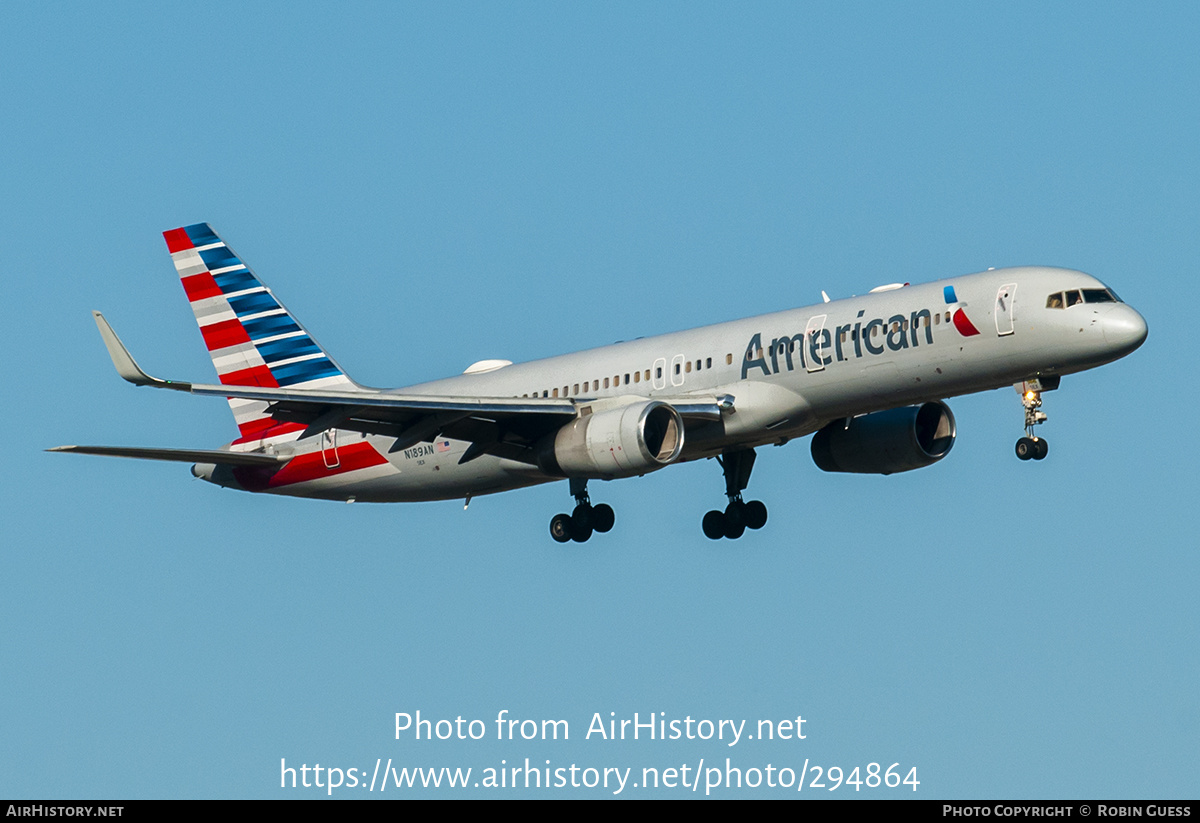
163 223 358 446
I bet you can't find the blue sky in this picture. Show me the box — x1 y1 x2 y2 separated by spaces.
3 2 1196 798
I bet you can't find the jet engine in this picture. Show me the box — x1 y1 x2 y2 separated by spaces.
537 400 684 479
810 401 956 474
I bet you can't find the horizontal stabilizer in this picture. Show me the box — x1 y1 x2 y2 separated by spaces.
47 445 286 467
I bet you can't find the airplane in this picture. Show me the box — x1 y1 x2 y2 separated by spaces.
52 223 1148 542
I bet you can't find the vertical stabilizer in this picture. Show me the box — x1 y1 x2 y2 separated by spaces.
163 223 359 446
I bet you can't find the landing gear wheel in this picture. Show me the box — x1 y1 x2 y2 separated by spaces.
1015 437 1035 461
744 500 768 530
592 503 615 533
1015 382 1052 462
723 501 746 539
702 510 725 540
550 513 573 543
711 448 767 538
571 503 593 532
569 509 593 543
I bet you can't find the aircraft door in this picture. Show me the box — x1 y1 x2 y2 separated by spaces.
805 314 828 373
652 357 667 390
322 428 340 469
995 283 1017 336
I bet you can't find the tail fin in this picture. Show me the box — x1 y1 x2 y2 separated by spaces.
163 223 359 445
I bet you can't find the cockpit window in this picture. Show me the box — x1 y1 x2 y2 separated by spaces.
1047 287 1123 309
1083 288 1117 304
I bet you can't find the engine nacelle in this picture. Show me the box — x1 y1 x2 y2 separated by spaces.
537 400 684 479
810 401 956 474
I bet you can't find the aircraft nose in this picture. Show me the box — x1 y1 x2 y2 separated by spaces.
1102 305 1148 355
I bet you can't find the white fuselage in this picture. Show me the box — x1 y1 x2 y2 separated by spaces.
201 266 1146 502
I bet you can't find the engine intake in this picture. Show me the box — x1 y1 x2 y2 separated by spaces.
538 400 684 479
811 401 956 474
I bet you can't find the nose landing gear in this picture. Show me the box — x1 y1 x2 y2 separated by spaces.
702 448 769 540
550 478 615 543
1014 379 1054 461
1015 435 1048 461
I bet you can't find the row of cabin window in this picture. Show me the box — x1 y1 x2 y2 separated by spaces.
523 354 737 399
520 311 960 397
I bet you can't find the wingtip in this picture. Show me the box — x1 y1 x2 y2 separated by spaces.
91 313 172 387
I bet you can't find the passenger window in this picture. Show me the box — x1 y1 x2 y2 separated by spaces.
934 313 940 324
707 357 712 368
624 373 630 385
573 384 579 394
644 369 650 381
633 372 640 383
552 388 559 398
725 354 732 365
685 361 692 373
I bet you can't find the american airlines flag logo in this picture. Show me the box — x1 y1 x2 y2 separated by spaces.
944 284 981 337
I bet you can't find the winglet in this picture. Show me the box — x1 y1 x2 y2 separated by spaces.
92 311 190 390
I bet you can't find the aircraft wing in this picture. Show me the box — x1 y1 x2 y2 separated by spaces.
47 445 287 466
91 312 726 464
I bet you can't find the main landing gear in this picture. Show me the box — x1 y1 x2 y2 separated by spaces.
702 448 768 540
550 478 615 543
1015 381 1050 461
